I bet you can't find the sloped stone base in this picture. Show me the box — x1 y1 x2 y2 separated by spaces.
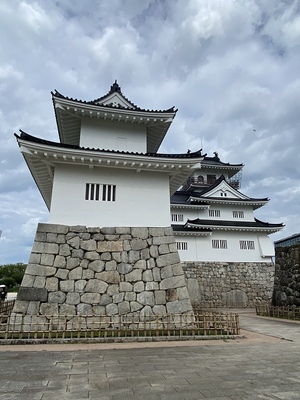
13 224 193 317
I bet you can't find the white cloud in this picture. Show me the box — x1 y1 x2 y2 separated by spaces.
0 0 299 263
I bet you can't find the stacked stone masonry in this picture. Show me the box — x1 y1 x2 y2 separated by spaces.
13 224 193 317
183 261 275 307
273 244 300 306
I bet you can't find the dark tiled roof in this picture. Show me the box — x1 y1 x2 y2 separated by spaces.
52 81 177 114
186 218 284 229
15 130 204 159
170 182 269 203
203 155 243 168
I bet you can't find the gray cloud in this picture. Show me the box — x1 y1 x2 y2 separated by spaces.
0 0 299 263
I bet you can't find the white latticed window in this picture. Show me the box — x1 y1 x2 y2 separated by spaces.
171 213 184 222
176 242 188 250
209 209 221 217
239 240 255 250
233 211 244 218
85 183 116 201
212 239 227 249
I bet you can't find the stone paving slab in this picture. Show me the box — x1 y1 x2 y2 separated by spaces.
1 310 300 399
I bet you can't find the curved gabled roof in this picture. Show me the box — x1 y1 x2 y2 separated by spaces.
52 81 177 114
171 175 269 209
175 217 284 233
15 130 205 209
52 82 178 153
203 155 243 169
15 130 204 159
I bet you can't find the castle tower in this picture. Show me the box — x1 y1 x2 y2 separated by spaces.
13 82 204 318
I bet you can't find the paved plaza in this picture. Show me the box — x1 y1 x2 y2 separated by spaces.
0 309 300 399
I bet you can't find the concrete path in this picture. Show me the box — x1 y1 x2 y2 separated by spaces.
0 309 300 399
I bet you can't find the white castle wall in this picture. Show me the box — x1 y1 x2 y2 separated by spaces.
175 231 274 263
50 165 171 227
80 119 147 152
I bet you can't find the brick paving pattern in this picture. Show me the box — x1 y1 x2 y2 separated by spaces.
0 310 300 399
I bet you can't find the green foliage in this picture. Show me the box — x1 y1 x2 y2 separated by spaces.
0 263 26 291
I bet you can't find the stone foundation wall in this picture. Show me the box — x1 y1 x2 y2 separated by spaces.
273 245 300 306
183 261 275 307
13 224 193 317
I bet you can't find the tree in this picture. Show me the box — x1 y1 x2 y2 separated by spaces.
0 263 26 291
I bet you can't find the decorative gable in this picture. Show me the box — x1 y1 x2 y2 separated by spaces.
201 179 249 200
94 91 135 109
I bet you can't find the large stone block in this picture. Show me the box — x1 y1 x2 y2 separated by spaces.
156 253 180 268
96 271 120 284
125 269 142 282
67 236 81 250
89 260 105 272
154 290 166 305
55 268 69 280
131 227 149 239
40 302 59 315
66 258 80 270
137 291 155 306
59 244 71 257
27 301 40 315
60 280 75 293
33 276 46 288
69 267 83 280
60 304 76 316
53 255 67 268
118 301 130 314
81 239 97 251
12 300 29 314
160 275 186 290
85 279 108 293
117 263 133 275
99 294 112 306
48 291 66 304
98 241 123 252
161 265 174 279
81 293 100 304
66 292 80 305
77 303 92 315
37 223 69 234
131 239 147 251
26 264 56 277
21 274 35 288
32 242 59 255
18 287 48 302
45 277 59 292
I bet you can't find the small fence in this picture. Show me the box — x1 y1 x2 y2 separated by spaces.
256 304 300 320
0 300 15 315
0 311 240 341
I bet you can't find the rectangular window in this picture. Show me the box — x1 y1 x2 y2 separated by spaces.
171 213 184 222
85 183 116 201
209 209 220 217
212 239 227 249
233 211 244 218
239 240 255 250
176 242 188 250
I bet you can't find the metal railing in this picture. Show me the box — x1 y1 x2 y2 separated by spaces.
0 312 240 341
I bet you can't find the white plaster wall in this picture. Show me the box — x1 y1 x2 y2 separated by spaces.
80 119 147 152
50 164 171 227
176 231 274 262
171 205 254 223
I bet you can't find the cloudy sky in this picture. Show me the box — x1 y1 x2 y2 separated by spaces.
1 0 299 264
